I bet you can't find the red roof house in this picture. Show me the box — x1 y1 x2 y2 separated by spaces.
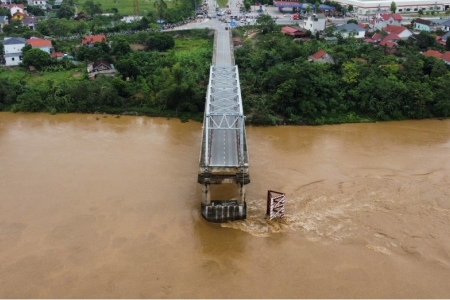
383 25 412 39
380 13 402 21
281 26 307 37
423 50 443 59
372 32 383 42
51 52 64 59
379 40 398 54
382 33 401 42
26 37 52 48
308 49 334 63
358 23 368 29
82 35 106 47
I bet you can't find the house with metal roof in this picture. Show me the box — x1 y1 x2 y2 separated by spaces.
415 18 433 31
335 23 366 38
22 16 39 30
2 37 26 66
441 31 450 44
442 19 450 31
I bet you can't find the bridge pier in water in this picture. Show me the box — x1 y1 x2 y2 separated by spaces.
198 171 250 223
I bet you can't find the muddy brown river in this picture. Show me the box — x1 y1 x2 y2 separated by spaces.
1 112 450 298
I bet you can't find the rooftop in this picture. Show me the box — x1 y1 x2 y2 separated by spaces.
26 37 52 48
383 25 408 35
423 49 442 59
82 35 106 45
3 37 26 45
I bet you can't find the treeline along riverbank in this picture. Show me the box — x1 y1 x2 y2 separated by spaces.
2 26 450 125
234 26 450 125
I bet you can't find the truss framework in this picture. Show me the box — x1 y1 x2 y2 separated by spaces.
202 65 246 168
267 190 286 220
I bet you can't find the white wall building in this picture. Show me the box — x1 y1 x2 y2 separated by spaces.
8 4 25 16
304 14 326 33
28 0 47 10
369 13 402 30
3 37 26 66
337 0 450 14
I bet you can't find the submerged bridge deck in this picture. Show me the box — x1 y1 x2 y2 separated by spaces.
198 25 250 222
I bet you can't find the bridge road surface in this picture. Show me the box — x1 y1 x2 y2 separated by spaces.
207 0 241 168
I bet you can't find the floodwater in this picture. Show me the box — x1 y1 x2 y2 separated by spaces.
1 112 450 298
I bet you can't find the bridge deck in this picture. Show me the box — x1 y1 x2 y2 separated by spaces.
198 0 249 222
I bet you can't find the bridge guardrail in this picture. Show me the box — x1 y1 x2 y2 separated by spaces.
229 28 235 66
212 29 218 65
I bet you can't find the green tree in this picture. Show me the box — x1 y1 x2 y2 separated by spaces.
347 19 358 24
2 20 34 37
22 48 52 70
390 1 397 13
146 33 175 51
305 4 311 14
256 14 276 34
82 0 102 17
418 9 424 16
0 7 9 16
116 57 140 79
57 4 75 19
26 6 45 16
21 44 32 55
15 91 45 112
244 0 251 11
111 37 131 56
416 31 436 49
348 4 354 11
154 0 167 21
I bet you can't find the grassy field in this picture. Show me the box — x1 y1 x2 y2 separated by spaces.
174 37 211 53
0 68 85 85
80 0 177 16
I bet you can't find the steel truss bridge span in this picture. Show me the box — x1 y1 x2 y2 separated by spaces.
198 65 250 222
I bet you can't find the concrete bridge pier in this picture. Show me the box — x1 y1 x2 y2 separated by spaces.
198 173 248 223
238 183 245 205
202 184 211 206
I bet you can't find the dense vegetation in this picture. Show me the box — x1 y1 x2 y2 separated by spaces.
234 25 450 125
0 29 213 121
2 0 450 125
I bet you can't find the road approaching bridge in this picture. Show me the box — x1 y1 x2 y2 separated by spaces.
197 0 250 223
